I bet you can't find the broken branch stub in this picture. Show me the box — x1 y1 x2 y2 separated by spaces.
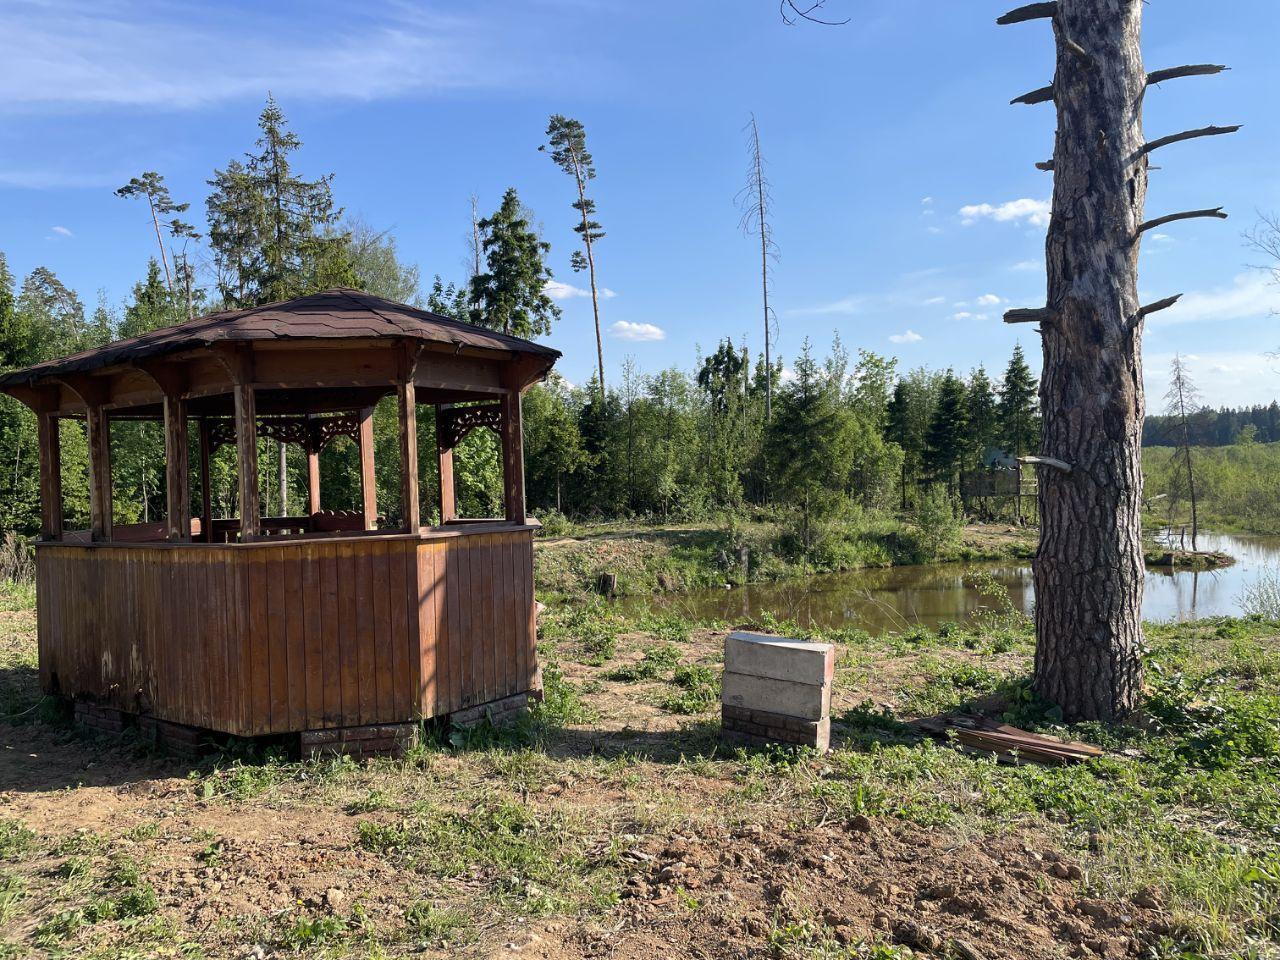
996 2 1057 26
1136 208 1227 238
1141 124 1241 157
1004 307 1056 325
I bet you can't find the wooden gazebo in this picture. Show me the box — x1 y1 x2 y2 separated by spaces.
0 288 559 754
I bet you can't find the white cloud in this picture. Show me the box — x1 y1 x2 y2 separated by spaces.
950 311 990 322
49 225 73 237
976 293 1003 306
787 295 866 317
545 279 616 301
609 320 665 342
1148 272 1280 326
921 197 934 206
1149 233 1173 243
959 198 1052 228
925 225 943 235
922 296 946 306
0 2 529 112
1011 260 1041 272
889 330 923 344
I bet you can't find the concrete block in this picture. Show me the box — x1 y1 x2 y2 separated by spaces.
721 671 830 721
725 632 834 687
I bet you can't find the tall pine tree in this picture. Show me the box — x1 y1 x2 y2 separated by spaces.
542 116 606 400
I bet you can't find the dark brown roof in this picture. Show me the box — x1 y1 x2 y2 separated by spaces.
0 288 559 388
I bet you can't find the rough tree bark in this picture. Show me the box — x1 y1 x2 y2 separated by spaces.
1032 0 1148 721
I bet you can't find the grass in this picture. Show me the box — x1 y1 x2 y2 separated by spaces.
0 585 1278 957
533 516 1038 599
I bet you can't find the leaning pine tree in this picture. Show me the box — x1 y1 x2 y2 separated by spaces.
999 1 1235 719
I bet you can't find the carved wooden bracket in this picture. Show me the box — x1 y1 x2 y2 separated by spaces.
438 403 502 450
205 413 364 454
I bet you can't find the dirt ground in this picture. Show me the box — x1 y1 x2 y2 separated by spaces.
0 596 1192 960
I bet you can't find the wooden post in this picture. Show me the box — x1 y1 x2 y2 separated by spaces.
307 448 321 516
501 388 526 525
435 404 455 524
358 405 378 530
86 405 112 542
37 413 62 541
234 383 259 541
199 419 213 542
398 385 419 531
163 392 191 541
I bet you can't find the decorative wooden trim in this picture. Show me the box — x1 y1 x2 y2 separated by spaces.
437 403 502 450
205 413 363 455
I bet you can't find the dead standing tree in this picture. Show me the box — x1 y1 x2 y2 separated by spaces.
737 115 778 422
1000 0 1236 719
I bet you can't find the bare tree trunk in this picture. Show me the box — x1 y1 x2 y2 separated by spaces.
572 163 607 404
148 196 174 296
1032 1 1147 721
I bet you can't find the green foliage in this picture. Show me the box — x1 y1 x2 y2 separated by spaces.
660 664 719 714
206 94 349 308
469 187 560 339
604 644 682 682
998 343 1039 456
1240 568 1280 620
1145 442 1280 535
0 820 35 861
922 369 968 491
907 485 962 561
1145 667 1280 768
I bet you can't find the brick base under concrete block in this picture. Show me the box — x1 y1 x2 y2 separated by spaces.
74 701 126 735
301 723 418 760
448 691 533 728
721 704 830 752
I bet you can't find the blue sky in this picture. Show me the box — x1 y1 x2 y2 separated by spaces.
2 0 1278 406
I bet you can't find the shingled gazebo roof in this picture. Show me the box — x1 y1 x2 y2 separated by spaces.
0 287 560 389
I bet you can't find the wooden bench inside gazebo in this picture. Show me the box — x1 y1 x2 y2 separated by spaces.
0 288 560 755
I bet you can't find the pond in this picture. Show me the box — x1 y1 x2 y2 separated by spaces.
618 531 1280 634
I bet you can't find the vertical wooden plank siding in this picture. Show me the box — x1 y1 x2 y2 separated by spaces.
33 527 536 735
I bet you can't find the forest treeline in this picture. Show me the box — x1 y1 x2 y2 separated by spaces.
1143 403 1280 448
1 96 1273 550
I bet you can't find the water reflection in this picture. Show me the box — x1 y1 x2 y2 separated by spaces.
619 531 1280 633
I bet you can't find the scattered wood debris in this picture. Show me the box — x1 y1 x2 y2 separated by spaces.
913 714 1103 766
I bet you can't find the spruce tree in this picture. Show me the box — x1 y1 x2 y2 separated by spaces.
542 116 606 400
469 188 561 339
998 344 1039 456
119 260 178 339
765 340 852 557
206 96 350 308
923 370 969 494
965 365 1000 463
